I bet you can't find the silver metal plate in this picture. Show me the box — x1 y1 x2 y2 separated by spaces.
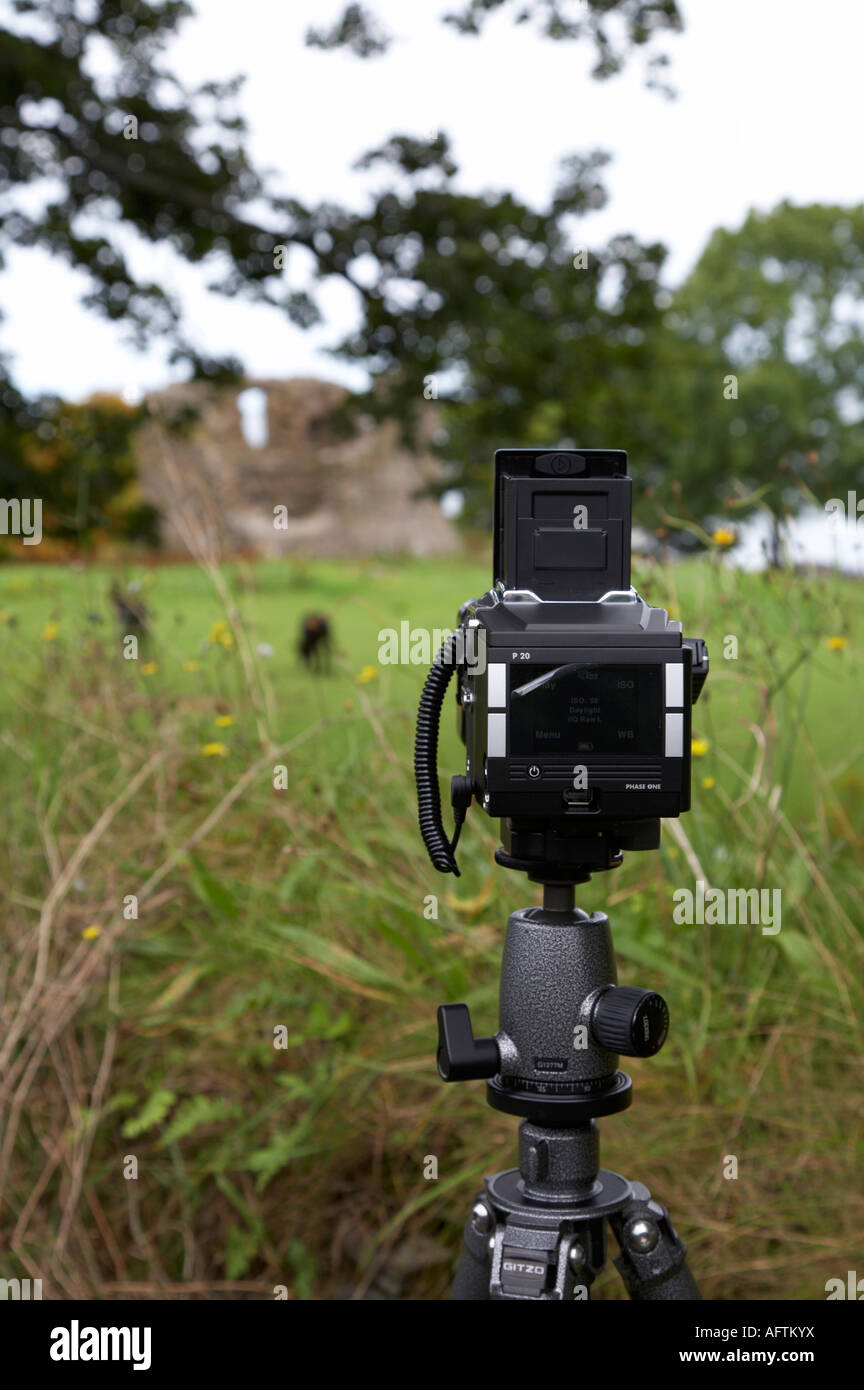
487 663 507 709
665 663 684 708
665 712 683 758
488 713 507 758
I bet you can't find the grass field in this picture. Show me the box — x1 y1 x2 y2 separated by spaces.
0 550 861 1300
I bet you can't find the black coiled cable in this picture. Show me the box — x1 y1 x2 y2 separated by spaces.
415 632 463 876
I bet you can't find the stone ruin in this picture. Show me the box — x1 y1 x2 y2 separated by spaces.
134 377 459 558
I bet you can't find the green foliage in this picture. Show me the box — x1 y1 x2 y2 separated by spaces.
0 1 265 372
0 0 688 539
0 394 160 548
658 202 864 535
310 1 683 87
162 1096 240 1145
122 1088 177 1138
0 0 682 396
386 197 864 540
320 145 671 528
0 554 860 1297
6 5 858 546
306 4 392 59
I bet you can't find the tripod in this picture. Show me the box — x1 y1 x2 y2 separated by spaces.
436 878 701 1301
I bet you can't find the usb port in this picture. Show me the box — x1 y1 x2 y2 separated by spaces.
563 788 595 809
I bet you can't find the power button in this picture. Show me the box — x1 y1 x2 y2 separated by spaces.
528 765 542 779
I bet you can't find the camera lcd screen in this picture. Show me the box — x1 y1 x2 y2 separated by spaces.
509 663 662 757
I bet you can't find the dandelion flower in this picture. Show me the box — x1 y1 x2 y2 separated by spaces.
42 621 59 641
826 635 848 651
141 661 158 676
202 742 229 757
215 714 234 727
691 737 710 757
82 925 101 940
711 528 735 547
208 620 234 648
355 664 378 685
702 776 716 789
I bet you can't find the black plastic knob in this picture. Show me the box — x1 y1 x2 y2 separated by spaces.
592 986 669 1058
437 1004 500 1081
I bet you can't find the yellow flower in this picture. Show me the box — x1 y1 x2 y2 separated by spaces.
208 620 234 648
183 660 200 672
202 742 229 757
141 661 158 676
82 925 101 940
702 776 716 789
826 636 848 651
712 528 736 547
42 621 59 641
355 664 378 685
215 714 234 727
691 737 710 757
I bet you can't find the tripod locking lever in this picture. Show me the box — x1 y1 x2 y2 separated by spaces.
437 1004 500 1082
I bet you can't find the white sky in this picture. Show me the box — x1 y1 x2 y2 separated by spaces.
4 0 864 401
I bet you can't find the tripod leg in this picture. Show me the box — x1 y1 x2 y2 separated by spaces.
451 1209 492 1300
610 1183 702 1301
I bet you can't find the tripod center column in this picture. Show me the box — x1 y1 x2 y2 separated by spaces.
519 1119 600 1200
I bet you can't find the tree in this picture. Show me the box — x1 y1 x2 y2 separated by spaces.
307 1 682 89
656 202 864 552
0 0 683 388
313 140 670 526
0 0 683 536
1 394 159 550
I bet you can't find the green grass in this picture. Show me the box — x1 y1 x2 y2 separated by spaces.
0 552 861 1300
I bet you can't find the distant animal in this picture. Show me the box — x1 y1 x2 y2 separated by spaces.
110 582 149 642
298 614 332 673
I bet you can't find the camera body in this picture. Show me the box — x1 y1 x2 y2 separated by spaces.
453 450 708 868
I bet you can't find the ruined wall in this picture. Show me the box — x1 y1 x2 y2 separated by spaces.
134 377 459 557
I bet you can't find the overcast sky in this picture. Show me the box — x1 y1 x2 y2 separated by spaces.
4 0 864 402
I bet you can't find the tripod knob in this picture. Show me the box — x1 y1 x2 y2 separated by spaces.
592 986 669 1058
437 1004 500 1081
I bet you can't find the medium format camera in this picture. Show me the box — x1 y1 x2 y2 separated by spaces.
416 448 709 881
